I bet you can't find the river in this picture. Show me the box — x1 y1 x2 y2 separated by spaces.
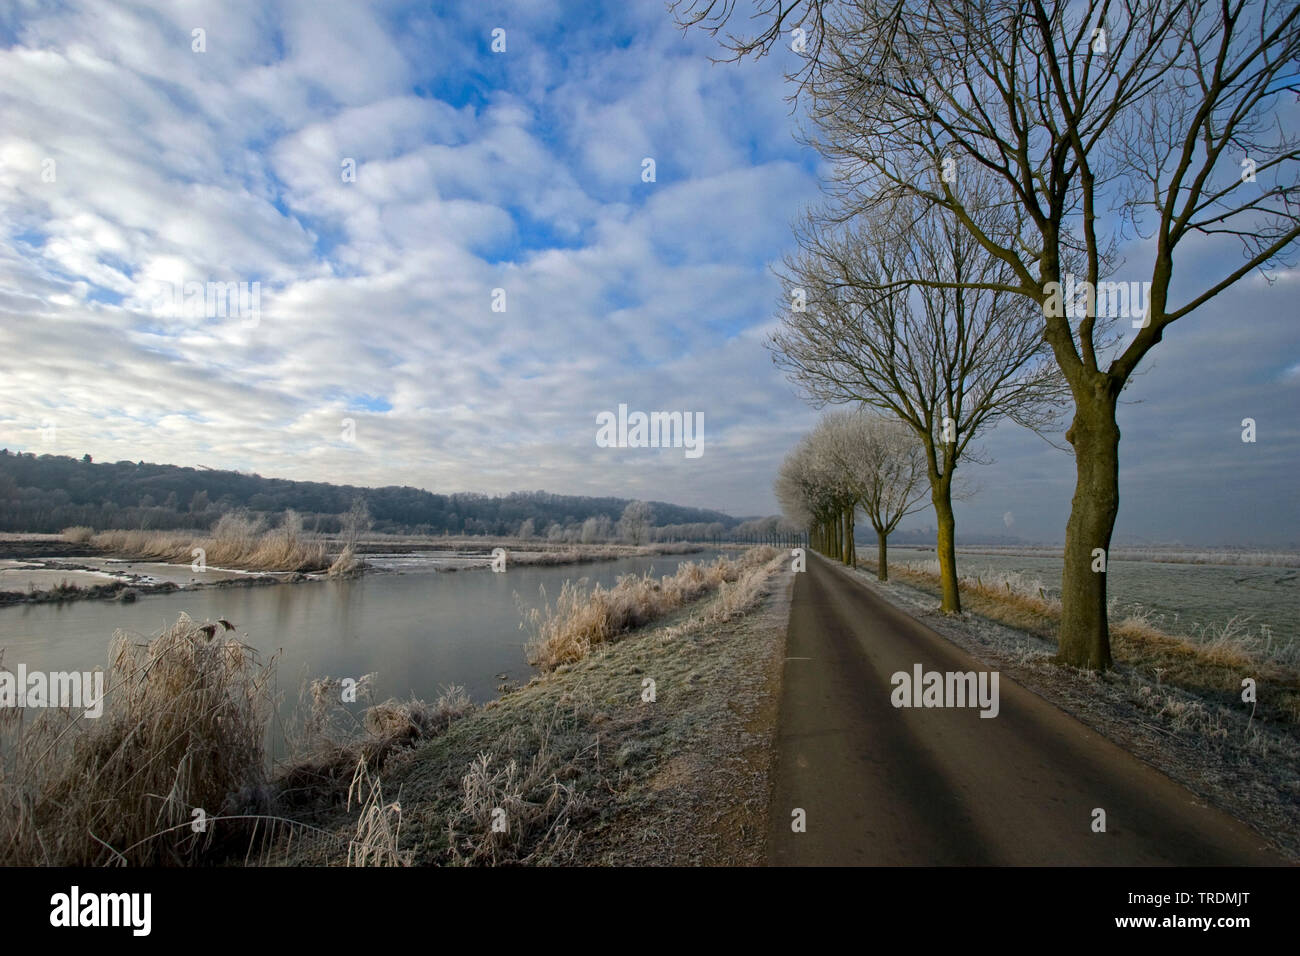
0 549 736 756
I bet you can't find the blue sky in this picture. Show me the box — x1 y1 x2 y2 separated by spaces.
0 0 1296 546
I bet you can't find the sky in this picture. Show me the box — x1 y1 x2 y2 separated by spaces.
0 0 1296 547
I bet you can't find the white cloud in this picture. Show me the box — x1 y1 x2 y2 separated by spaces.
0 1 1295 543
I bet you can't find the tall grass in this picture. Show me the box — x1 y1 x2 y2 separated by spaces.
0 614 276 865
1112 607 1299 670
894 557 1298 670
522 547 779 672
944 545 1300 569
2 545 780 866
1 613 475 865
328 545 359 576
444 708 584 866
446 754 580 866
345 758 411 867
69 509 330 572
274 675 473 814
898 559 1056 604
886 559 1300 723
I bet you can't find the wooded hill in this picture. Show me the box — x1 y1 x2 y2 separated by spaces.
0 450 743 538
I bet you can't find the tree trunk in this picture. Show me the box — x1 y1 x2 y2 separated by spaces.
932 476 960 613
877 531 888 581
1057 390 1120 669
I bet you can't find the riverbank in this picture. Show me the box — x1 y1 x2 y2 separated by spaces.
276 547 789 865
0 552 300 607
0 571 287 608
0 532 717 607
0 547 790 865
352 534 708 559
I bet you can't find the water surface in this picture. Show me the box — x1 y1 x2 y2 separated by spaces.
0 550 731 750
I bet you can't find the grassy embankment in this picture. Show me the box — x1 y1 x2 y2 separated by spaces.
0 547 783 866
880 558 1300 725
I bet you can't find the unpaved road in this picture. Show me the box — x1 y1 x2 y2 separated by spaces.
767 553 1284 865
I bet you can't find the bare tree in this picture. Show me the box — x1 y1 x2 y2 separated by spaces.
675 0 1300 667
776 431 850 561
807 420 861 564
773 196 1065 610
818 410 929 580
281 508 304 546
340 496 371 554
581 514 614 543
619 500 654 545
776 410 928 573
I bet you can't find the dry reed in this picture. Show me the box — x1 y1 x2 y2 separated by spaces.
445 710 582 866
887 559 1300 722
521 547 778 671
70 510 329 572
0 614 276 865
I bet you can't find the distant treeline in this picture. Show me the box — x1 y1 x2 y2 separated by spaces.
0 450 760 540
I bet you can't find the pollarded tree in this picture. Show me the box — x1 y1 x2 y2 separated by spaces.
772 194 1065 611
674 0 1300 666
